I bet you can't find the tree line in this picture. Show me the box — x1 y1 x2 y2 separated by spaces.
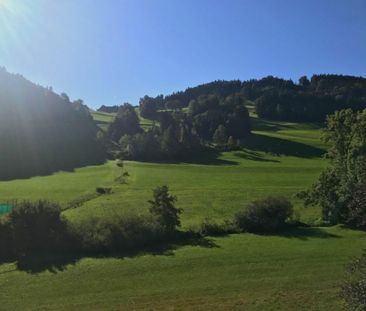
128 74 366 122
0 68 105 180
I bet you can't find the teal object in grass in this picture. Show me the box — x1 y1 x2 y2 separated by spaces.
0 204 13 215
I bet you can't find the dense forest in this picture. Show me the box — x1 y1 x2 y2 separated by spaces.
106 93 250 161
99 74 366 161
0 68 104 180
130 74 366 122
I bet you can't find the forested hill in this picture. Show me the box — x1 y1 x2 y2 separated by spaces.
0 68 105 180
137 74 366 122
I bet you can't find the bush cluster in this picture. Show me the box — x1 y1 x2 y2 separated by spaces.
0 194 297 262
0 201 71 257
71 214 164 253
191 196 294 237
234 196 293 233
0 186 183 259
194 218 235 236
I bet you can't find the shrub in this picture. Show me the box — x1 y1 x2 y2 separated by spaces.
96 187 112 195
234 196 293 233
196 218 234 236
0 219 13 259
346 186 366 229
7 201 69 255
341 250 366 310
72 214 164 253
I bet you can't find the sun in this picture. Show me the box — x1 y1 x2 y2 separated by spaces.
0 0 11 10
0 0 28 16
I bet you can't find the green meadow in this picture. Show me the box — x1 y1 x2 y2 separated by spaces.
0 115 362 310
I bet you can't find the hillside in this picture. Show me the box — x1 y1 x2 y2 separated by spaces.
0 68 105 180
0 115 364 310
134 74 366 122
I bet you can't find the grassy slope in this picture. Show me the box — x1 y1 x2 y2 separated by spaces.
0 114 361 310
0 226 364 310
90 111 115 132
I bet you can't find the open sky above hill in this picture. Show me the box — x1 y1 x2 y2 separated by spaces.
0 0 365 107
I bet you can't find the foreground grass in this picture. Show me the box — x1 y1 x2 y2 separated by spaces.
0 226 363 310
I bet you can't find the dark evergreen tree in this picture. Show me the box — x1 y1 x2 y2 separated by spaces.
148 186 182 233
213 125 228 145
139 95 159 120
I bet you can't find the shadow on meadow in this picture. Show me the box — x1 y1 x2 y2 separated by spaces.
242 133 325 158
232 150 280 163
140 132 324 166
1 233 219 274
1 227 343 274
278 226 341 240
250 117 323 133
0 157 107 181
137 150 239 166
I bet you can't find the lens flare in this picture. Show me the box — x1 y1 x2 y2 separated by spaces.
0 0 34 58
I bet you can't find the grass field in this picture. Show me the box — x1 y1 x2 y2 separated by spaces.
0 226 364 310
90 110 116 132
0 115 361 310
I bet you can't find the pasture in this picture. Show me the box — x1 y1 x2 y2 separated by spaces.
0 115 360 310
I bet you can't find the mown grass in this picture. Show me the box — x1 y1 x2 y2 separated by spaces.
0 115 358 310
0 226 364 310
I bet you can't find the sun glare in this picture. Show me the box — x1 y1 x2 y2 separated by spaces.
0 0 33 56
0 0 14 12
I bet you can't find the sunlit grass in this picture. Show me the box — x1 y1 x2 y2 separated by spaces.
0 116 360 310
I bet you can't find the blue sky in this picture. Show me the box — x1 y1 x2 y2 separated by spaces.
0 0 365 108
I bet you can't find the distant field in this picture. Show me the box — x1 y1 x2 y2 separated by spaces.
91 108 155 132
90 110 116 132
1 114 358 310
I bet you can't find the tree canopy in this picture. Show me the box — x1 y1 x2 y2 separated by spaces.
299 109 366 225
136 74 366 122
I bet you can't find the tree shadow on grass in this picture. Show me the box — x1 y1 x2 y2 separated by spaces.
250 118 292 132
137 150 239 166
232 150 280 163
250 117 323 132
242 133 325 158
142 131 325 166
16 253 82 274
0 157 107 181
1 227 342 274
277 226 342 241
4 233 219 274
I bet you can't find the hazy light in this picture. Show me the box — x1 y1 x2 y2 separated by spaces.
0 0 18 14
0 0 35 59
